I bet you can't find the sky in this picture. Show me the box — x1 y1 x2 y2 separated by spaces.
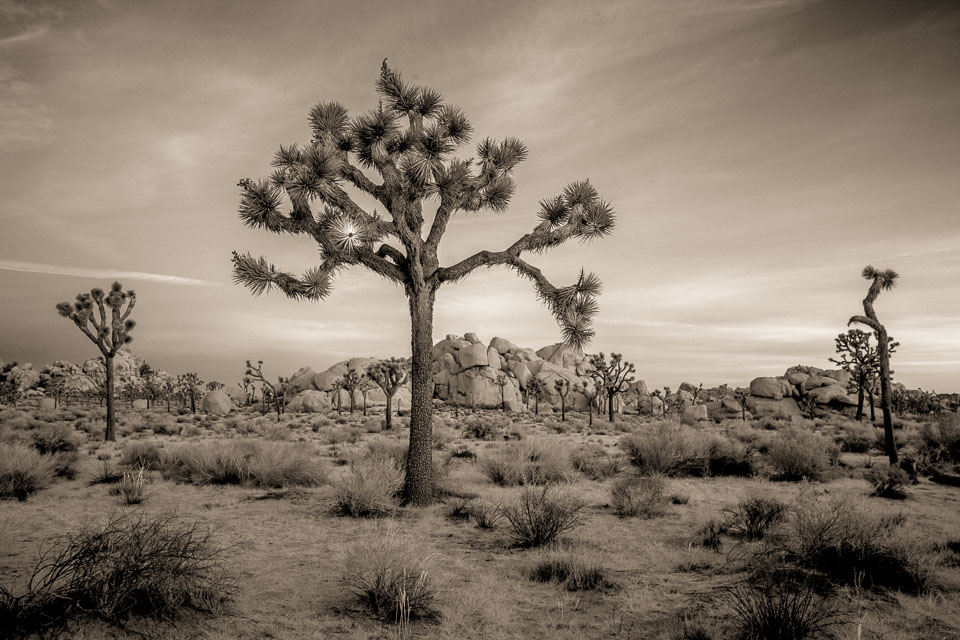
1 0 958 391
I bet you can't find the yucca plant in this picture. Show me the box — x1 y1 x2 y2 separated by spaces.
56 282 136 441
231 61 616 504
849 266 900 463
117 466 146 505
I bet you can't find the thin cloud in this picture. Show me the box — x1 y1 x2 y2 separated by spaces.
0 24 49 46
0 260 218 286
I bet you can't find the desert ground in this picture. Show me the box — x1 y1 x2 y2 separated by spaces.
2 396 959 640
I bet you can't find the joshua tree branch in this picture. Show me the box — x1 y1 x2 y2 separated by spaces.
848 315 881 333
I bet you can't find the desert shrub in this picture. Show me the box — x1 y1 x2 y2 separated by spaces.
90 459 123 485
121 440 163 470
699 436 753 477
31 423 78 455
785 497 933 593
342 528 439 622
445 497 472 521
866 464 909 499
468 501 502 529
527 552 614 591
620 422 699 476
571 444 622 480
693 519 727 552
723 496 787 541
480 439 571 486
160 440 325 487
723 575 840 640
116 466 146 504
840 423 877 453
671 493 690 505
610 475 668 518
333 457 403 517
0 444 57 501
765 428 830 481
500 486 583 547
261 422 292 441
463 414 510 440
914 413 960 474
0 511 233 637
49 451 79 479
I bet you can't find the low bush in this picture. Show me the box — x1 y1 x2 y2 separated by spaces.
571 444 622 480
698 436 753 477
500 486 583 547
332 457 403 518
0 512 234 637
914 413 960 474
765 428 830 481
480 439 572 486
116 466 146 504
31 423 78 455
463 414 510 440
468 501 502 529
723 574 840 640
610 475 668 518
866 464 909 499
0 444 57 501
121 440 163 470
342 528 439 622
90 459 124 485
528 552 615 591
693 519 726 552
620 422 699 476
160 440 326 488
785 497 933 593
723 496 787 541
445 497 472 521
840 423 878 453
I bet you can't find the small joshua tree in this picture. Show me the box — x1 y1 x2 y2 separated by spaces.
554 378 571 422
527 378 543 416
339 370 362 414
849 266 900 464
245 360 285 421
799 393 818 421
574 382 597 426
733 388 749 422
366 358 409 430
587 353 635 423
56 282 136 441
495 373 508 411
178 373 202 414
206 381 225 392
230 62 615 505
830 329 898 422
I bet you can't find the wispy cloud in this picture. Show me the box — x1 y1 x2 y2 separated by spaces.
0 260 218 286
0 24 49 46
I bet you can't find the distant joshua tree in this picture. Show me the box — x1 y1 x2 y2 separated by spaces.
339 370 362 414
849 266 899 464
56 282 136 441
206 381 225 392
245 360 287 421
587 353 635 423
526 378 544 416
574 382 597 426
230 61 614 505
554 378 571 422
365 358 408 429
799 393 817 421
178 373 202 415
830 329 898 422
733 388 749 422
495 373 508 411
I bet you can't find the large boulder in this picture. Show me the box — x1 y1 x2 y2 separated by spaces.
458 342 489 369
682 405 708 424
287 390 331 413
535 343 584 369
490 337 517 354
749 377 784 400
807 385 857 405
801 375 838 394
746 396 803 419
202 390 233 415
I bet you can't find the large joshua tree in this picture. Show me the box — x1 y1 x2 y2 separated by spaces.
231 62 614 505
56 282 136 441
849 266 899 464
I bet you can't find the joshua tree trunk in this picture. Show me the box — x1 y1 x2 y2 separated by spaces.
384 391 394 430
607 390 616 422
560 396 566 422
856 371 865 421
876 329 895 461
405 290 436 506
867 387 876 422
189 390 196 414
588 400 593 426
349 391 356 414
105 355 116 441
